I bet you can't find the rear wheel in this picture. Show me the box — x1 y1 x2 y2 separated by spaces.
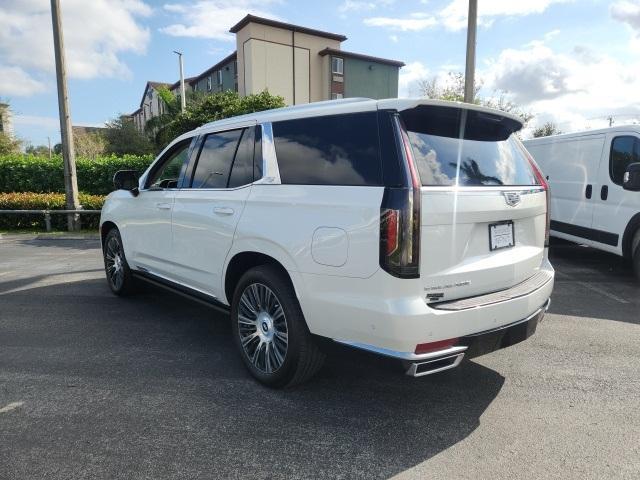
231 265 325 387
632 230 640 281
103 228 136 296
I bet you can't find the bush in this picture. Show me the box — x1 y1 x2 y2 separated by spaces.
0 192 105 230
0 153 153 195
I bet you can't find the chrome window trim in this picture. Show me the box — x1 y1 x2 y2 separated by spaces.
253 122 281 185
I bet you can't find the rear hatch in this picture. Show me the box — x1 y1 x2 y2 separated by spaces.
401 105 547 303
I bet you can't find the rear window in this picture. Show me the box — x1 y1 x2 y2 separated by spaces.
272 112 382 186
402 106 537 187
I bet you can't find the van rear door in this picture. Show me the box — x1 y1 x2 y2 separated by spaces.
400 105 548 302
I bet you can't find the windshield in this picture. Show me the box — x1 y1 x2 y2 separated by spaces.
407 132 538 187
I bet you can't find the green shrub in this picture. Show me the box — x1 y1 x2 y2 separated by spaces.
0 153 153 195
0 192 105 230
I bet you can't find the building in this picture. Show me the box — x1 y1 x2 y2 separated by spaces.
0 103 13 138
131 14 403 132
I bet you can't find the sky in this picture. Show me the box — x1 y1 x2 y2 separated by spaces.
2 0 640 146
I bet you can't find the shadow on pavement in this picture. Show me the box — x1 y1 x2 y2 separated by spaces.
1 277 505 480
11 237 101 251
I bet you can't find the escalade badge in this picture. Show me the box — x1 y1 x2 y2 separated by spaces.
503 191 521 207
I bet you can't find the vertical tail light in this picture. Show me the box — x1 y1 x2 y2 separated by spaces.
379 115 421 279
523 146 550 248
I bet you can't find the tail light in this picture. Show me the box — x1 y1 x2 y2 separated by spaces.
524 149 550 248
379 116 421 278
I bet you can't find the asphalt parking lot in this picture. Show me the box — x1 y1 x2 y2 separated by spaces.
1 235 639 480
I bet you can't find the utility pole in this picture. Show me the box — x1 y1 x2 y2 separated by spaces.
47 136 52 160
50 0 80 231
464 0 478 103
174 51 186 113
608 115 614 127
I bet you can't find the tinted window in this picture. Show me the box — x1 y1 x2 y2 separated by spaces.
146 141 190 189
272 112 381 186
610 136 640 185
408 132 537 186
402 105 535 187
228 127 255 188
192 129 243 188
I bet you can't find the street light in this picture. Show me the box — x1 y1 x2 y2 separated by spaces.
173 50 186 113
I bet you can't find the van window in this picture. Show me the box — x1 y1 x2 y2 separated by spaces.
191 129 243 188
402 106 536 187
610 136 640 185
272 112 382 186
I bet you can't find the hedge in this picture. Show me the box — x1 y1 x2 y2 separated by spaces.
0 153 153 195
0 192 105 230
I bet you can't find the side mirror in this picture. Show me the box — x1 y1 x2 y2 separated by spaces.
623 162 640 191
113 170 140 196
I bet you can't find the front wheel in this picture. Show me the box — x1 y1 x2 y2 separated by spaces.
231 265 325 387
103 228 136 296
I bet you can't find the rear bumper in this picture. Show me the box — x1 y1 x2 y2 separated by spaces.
337 299 549 377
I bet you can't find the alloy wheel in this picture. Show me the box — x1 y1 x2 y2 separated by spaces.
237 283 289 374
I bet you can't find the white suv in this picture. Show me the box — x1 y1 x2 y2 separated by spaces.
100 98 554 387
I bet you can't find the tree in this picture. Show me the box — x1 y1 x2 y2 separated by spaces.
418 72 533 126
25 144 51 156
103 117 154 156
0 132 21 155
149 90 286 150
74 132 107 159
532 122 562 138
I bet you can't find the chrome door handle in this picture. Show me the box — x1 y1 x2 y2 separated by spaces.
156 202 172 210
213 207 234 216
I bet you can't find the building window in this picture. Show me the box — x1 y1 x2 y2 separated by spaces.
216 70 223 85
207 76 212 91
331 93 343 100
332 57 344 75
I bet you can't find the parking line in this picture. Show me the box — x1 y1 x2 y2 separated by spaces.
556 270 630 304
0 401 24 414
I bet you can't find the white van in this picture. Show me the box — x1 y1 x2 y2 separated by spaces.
101 98 554 386
524 126 640 279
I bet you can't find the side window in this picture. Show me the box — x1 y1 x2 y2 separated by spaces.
228 127 255 188
191 129 243 188
610 136 640 185
146 141 191 189
272 112 382 186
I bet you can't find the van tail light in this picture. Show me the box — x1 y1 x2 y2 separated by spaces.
379 116 421 279
523 147 550 247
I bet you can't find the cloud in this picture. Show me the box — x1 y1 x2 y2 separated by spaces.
364 13 437 31
338 0 395 13
161 1 280 40
481 39 640 135
12 114 61 130
0 66 46 96
398 61 429 97
364 0 569 32
0 0 152 95
611 0 640 32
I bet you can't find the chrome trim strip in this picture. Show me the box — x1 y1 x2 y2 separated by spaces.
405 352 465 377
333 341 468 361
253 122 281 185
430 270 553 311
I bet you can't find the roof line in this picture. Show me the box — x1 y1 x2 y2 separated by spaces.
191 51 238 83
318 47 405 67
229 14 347 41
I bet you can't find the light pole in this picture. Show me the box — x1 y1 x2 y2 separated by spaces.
464 0 478 103
50 0 80 231
173 50 186 113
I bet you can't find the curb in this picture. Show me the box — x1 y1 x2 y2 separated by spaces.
0 232 100 241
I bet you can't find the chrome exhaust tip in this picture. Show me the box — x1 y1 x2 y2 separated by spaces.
405 352 465 377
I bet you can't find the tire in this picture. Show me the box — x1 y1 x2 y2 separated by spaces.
231 265 325 387
103 228 136 296
632 230 640 281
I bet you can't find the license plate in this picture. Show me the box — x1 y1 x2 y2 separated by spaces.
489 221 514 251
